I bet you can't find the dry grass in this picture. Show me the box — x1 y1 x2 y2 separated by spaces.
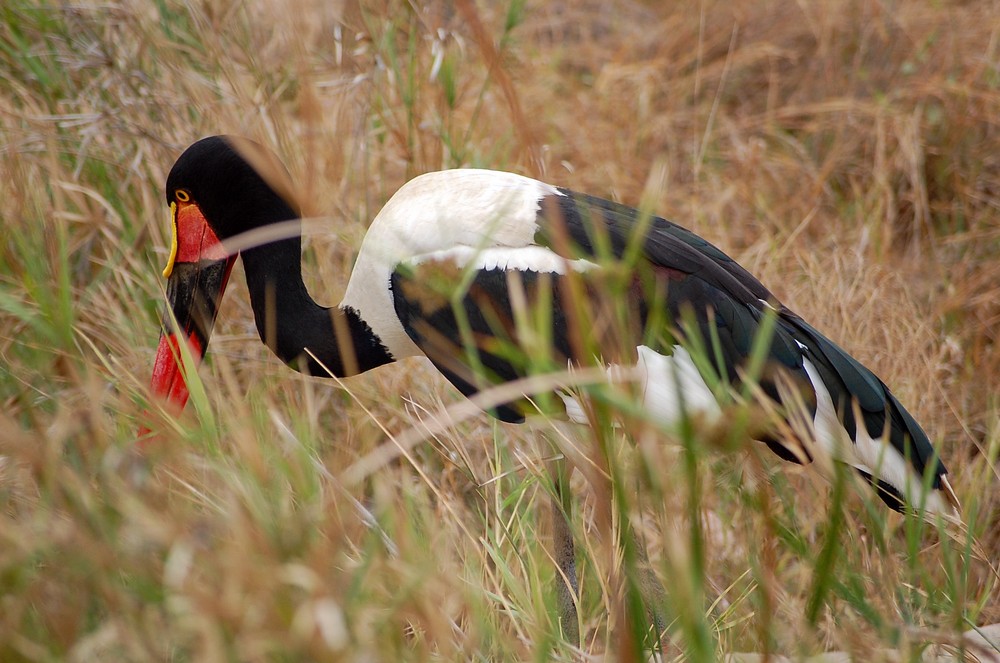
1 0 999 660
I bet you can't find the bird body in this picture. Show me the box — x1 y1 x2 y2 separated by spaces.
145 135 959 526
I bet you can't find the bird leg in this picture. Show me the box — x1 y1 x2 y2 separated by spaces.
624 524 669 653
547 456 580 644
545 445 670 655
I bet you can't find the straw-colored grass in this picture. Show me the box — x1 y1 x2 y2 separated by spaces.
1 0 998 660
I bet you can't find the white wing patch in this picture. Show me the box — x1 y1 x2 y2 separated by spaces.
408 245 598 275
557 345 721 427
636 345 721 425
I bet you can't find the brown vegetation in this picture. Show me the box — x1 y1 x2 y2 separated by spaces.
1 0 997 659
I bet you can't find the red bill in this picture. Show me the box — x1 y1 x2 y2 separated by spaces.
138 199 235 439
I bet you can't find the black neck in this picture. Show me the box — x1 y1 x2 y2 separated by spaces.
240 233 393 377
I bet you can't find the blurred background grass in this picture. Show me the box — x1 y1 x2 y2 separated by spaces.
1 0 998 660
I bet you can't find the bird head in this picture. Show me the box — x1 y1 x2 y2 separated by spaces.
140 136 299 438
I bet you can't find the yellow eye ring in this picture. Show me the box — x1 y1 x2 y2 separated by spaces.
175 189 191 203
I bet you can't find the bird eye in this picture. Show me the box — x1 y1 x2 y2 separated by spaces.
175 189 191 203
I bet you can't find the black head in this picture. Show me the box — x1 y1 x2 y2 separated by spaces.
164 135 301 241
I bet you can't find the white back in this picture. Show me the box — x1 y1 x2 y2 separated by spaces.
340 169 561 358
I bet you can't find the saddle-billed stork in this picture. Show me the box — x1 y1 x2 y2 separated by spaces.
143 135 960 637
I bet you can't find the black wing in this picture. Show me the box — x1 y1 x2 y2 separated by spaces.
388 190 809 433
390 259 597 424
539 189 947 495
390 188 947 509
